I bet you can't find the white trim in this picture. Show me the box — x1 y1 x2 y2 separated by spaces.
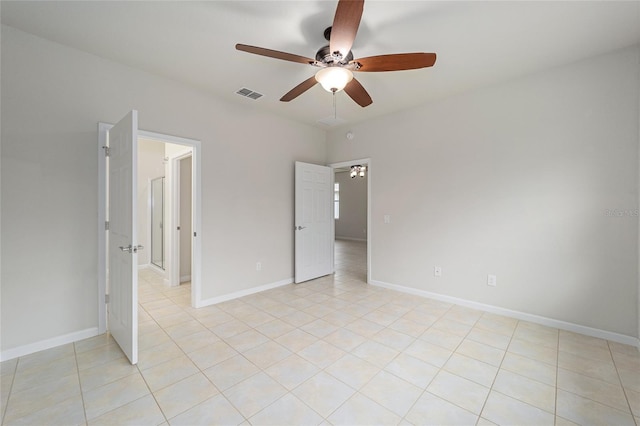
0 327 100 362
181 275 191 282
332 171 335 275
171 154 181 287
97 123 110 335
370 279 640 348
191 142 203 308
199 278 293 307
139 130 199 147
329 158 372 284
170 152 193 288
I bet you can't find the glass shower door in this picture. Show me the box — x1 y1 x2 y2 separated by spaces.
151 176 164 269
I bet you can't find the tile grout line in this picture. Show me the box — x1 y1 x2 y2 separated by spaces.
555 334 638 422
134 360 168 425
137 276 186 423
301 329 391 422
73 342 89 426
142 285 205 423
399 304 485 424
87 274 173 423
0 357 19 426
488 323 559 420
471 313 516 424
202 284 354 424
242 281 425 423
142 278 254 424
607 340 638 425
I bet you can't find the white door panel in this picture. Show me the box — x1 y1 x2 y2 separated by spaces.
295 162 333 283
108 110 138 364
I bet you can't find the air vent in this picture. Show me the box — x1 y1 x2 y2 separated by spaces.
236 87 263 100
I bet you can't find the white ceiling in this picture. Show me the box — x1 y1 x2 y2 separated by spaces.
2 1 639 128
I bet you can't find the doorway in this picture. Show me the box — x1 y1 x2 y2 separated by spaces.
97 123 202 335
330 159 371 283
137 139 193 288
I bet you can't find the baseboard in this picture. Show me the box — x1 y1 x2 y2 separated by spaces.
180 275 191 283
0 327 100 362
137 263 149 270
336 236 367 242
198 278 293 308
370 279 640 349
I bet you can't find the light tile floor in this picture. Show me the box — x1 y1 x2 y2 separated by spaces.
1 240 639 425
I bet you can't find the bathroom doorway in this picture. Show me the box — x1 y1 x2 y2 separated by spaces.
138 139 193 288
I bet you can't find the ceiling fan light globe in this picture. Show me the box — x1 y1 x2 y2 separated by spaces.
315 67 353 93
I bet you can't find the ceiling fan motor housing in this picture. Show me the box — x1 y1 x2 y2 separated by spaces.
316 45 354 65
317 26 354 65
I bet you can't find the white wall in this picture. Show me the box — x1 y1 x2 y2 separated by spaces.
137 138 165 267
335 170 367 241
327 46 640 339
0 26 326 354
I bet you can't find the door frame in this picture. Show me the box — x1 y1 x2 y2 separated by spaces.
170 152 193 288
98 124 203 334
329 158 372 284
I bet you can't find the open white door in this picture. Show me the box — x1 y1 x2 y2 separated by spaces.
107 110 139 364
295 161 333 283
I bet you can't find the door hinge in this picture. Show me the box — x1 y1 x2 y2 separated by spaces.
105 294 110 304
194 231 197 237
102 146 110 157
105 221 110 231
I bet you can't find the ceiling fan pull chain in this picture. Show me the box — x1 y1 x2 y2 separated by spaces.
333 91 337 119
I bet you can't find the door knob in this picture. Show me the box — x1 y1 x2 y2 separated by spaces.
295 226 306 231
119 245 144 253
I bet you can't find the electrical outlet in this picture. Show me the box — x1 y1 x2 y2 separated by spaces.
487 274 497 286
434 266 442 277
384 215 391 224
256 262 262 272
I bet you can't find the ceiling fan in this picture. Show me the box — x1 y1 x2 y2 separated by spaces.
235 0 436 107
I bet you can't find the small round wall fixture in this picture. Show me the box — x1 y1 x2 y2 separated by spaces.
346 131 355 141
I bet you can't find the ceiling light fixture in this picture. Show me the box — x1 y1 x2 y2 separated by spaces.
350 165 366 178
315 67 353 93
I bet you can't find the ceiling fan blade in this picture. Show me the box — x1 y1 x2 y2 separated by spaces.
344 77 372 107
236 44 314 65
280 76 318 102
353 53 437 72
329 0 364 61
